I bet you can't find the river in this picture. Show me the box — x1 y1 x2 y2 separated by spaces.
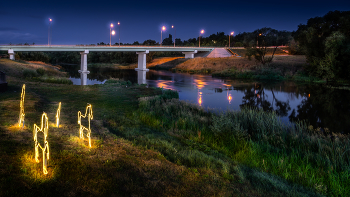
66 66 350 134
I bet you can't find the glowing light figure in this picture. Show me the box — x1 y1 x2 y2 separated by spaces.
56 102 61 128
78 104 93 147
18 84 25 128
33 112 50 174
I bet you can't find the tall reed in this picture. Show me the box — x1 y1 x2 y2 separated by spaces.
138 95 350 196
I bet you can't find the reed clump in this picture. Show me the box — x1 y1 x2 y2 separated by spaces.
138 95 350 196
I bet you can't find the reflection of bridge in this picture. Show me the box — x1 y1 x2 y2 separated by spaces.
0 45 214 85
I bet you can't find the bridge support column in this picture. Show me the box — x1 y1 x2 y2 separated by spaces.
78 50 90 85
135 50 149 71
8 49 15 60
182 50 197 59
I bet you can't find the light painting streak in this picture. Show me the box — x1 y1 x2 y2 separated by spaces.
18 84 25 128
56 102 61 128
33 112 50 174
78 104 93 147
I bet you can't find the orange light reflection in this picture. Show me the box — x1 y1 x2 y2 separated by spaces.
198 92 202 106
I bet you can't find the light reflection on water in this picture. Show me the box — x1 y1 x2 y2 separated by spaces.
69 68 350 133
70 77 106 85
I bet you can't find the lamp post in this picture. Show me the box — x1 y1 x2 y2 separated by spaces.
110 23 114 46
172 25 176 47
160 26 166 46
199 30 204 47
257 33 262 47
118 22 120 47
48 18 52 46
112 30 115 45
229 32 234 48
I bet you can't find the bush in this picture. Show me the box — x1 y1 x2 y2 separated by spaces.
23 69 38 79
36 68 46 76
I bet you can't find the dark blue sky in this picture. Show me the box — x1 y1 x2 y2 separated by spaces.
1 0 349 45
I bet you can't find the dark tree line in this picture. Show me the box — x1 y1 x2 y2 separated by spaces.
293 10 350 81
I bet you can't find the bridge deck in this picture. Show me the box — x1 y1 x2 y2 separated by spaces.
0 45 214 52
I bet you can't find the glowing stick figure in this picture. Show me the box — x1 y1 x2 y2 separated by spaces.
18 84 25 128
33 112 50 174
78 104 93 147
56 102 61 128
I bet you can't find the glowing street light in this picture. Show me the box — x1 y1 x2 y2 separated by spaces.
48 18 52 46
118 22 120 47
172 25 176 47
257 33 262 47
199 30 204 47
229 32 234 48
110 23 114 46
160 26 166 46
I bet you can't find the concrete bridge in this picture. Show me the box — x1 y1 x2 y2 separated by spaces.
0 45 213 85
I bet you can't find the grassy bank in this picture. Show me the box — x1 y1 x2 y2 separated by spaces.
0 59 72 84
147 55 327 83
0 59 327 196
137 96 350 196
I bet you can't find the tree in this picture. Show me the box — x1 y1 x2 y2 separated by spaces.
175 38 183 46
162 34 173 45
132 41 140 45
142 39 157 46
245 28 281 65
294 10 350 81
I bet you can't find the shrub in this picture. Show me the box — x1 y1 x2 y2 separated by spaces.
23 69 38 79
36 68 46 76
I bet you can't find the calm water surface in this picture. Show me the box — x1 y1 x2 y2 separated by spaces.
67 67 350 134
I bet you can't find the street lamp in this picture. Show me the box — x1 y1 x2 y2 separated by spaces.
172 25 176 47
229 32 234 48
257 33 262 47
161 26 166 46
118 22 120 47
48 18 52 46
110 23 114 46
199 30 204 47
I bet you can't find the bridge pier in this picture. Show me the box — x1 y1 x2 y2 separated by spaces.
135 50 149 71
78 50 90 85
182 50 197 58
8 49 15 60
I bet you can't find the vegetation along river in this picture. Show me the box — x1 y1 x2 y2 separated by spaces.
67 66 350 134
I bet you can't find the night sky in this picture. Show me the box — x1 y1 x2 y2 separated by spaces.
1 0 349 45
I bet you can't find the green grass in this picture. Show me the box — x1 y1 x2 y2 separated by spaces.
137 96 349 196
213 67 284 81
0 58 331 196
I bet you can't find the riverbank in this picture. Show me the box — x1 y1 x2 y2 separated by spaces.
0 59 331 196
148 55 315 81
